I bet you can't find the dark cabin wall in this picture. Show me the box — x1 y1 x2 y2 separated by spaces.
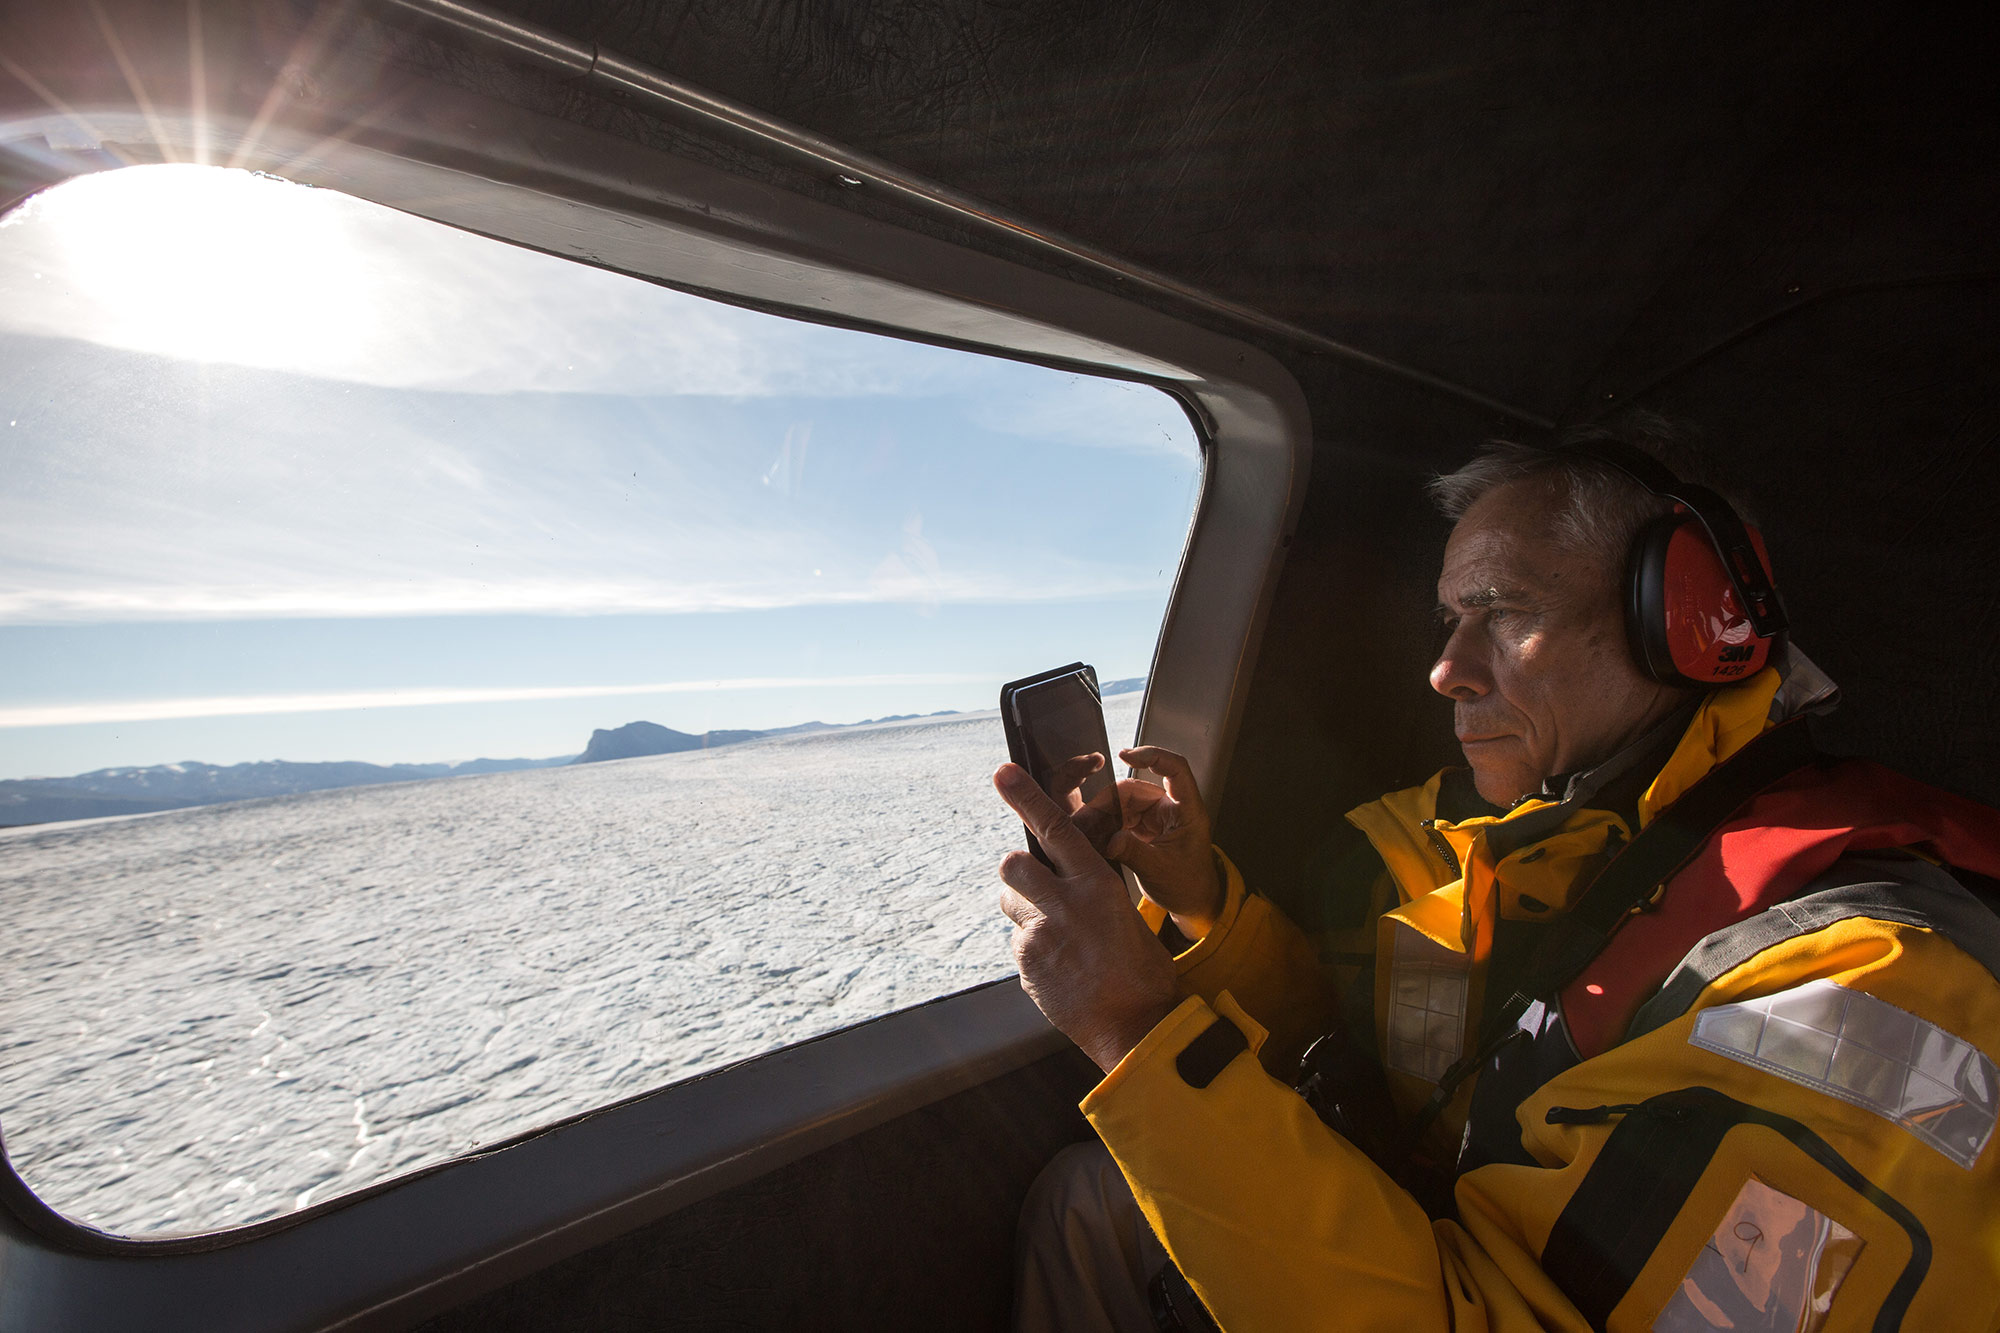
413 1049 1098 1332
1205 360 1491 893
1573 8 2000 804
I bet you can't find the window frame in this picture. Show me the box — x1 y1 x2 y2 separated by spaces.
0 33 1310 1325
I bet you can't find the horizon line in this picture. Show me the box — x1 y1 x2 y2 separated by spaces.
0 674 999 730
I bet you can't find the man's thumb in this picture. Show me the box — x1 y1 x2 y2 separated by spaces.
1110 831 1171 879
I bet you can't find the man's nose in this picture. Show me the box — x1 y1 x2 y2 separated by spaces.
1429 624 1491 700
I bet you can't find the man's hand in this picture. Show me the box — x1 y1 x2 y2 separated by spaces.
995 762 1178 1074
1110 745 1224 939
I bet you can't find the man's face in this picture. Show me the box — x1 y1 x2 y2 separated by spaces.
1430 476 1687 806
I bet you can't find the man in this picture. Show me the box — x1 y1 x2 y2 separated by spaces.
995 424 2000 1332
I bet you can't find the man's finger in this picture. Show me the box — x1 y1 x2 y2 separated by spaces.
994 763 1109 875
998 847 1065 907
998 884 1041 929
1046 751 1106 802
1119 746 1207 819
994 763 1068 836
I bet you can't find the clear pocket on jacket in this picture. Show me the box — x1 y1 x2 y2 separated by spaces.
1652 1176 1864 1333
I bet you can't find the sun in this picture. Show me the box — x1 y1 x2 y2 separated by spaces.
27 162 378 374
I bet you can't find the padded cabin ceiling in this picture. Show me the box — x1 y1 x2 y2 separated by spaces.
465 0 1896 422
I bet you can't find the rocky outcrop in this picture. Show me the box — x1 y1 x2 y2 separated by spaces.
571 722 781 764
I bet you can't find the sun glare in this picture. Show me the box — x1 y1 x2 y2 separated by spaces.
31 163 376 371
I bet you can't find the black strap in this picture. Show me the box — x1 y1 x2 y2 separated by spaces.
1415 719 1822 1123
1175 1016 1248 1089
1148 1261 1224 1333
1539 1094 1735 1328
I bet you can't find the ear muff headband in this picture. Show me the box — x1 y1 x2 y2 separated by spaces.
1559 440 1787 639
1557 440 1790 687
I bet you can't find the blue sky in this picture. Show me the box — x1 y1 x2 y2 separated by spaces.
0 165 1201 779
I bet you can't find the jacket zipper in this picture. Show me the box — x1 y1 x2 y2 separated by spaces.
1418 818 1460 877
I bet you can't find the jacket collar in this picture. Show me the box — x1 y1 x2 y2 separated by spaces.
1347 645 1841 895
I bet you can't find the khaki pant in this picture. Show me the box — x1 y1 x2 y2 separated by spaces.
1013 1140 1167 1333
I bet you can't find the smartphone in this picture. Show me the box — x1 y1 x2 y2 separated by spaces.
1000 663 1123 869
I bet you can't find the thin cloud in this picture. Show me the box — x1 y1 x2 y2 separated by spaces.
0 674 995 729
0 571 1160 623
0 342 1175 625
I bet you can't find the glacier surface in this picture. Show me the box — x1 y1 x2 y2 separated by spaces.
0 693 1142 1235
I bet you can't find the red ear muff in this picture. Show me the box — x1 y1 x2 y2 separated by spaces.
1627 511 1780 687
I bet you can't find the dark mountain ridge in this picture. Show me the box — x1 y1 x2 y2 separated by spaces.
572 721 784 764
2 677 1147 827
568 708 986 765
0 756 572 828
56 756 573 800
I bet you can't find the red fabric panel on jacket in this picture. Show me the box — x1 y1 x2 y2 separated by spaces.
1559 759 2000 1059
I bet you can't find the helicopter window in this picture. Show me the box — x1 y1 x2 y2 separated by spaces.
0 163 1201 1236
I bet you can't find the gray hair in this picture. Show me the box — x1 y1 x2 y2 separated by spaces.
1426 413 1750 569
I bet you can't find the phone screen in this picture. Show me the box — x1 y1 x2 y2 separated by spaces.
1008 670 1122 862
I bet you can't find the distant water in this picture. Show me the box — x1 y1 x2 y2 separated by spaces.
0 694 1142 1235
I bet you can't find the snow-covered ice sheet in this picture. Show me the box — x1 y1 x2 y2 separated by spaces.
0 694 1142 1235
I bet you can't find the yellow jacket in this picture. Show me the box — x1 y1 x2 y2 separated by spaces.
1089 670 2000 1331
